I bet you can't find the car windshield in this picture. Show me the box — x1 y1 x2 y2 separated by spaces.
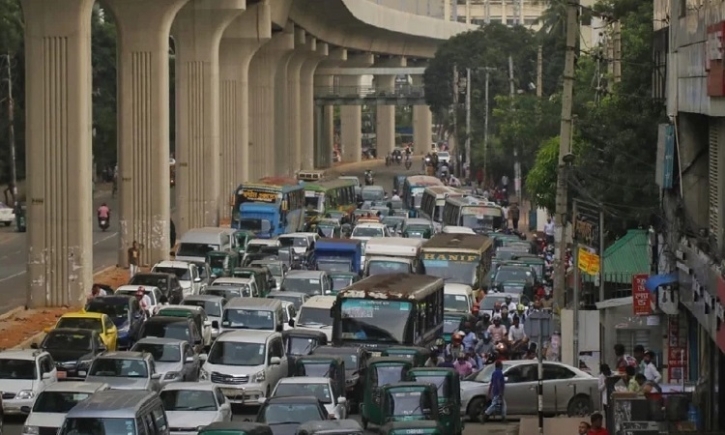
177 243 218 258
0 359 36 380
86 300 129 320
255 263 282 276
237 218 264 232
297 307 332 327
494 267 532 283
274 383 332 404
60 418 136 435
422 259 478 287
361 189 384 201
208 255 227 269
208 341 265 366
443 316 462 334
375 365 406 386
367 260 411 276
261 404 323 425
389 390 425 416
160 390 217 411
42 332 92 351
141 322 190 341
316 351 358 368
222 309 275 330
317 259 353 273
480 296 510 310
57 317 103 332
340 300 411 343
286 337 319 356
205 288 244 299
153 267 191 281
279 237 308 248
128 275 169 292
89 358 148 378
444 294 469 312
132 342 180 362
331 276 353 291
33 391 93 413
351 227 383 238
183 300 222 317
281 277 323 295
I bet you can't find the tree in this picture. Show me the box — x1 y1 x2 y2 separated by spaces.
91 8 118 173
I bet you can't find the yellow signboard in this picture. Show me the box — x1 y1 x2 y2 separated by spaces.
240 189 278 203
422 253 479 262
577 249 600 275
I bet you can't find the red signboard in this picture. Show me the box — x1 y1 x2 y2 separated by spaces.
667 346 688 383
707 22 725 96
632 274 653 316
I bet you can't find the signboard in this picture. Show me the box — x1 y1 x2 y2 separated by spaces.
632 273 654 316
461 206 501 217
422 253 479 262
577 249 600 275
707 22 725 96
238 188 279 203
667 346 687 382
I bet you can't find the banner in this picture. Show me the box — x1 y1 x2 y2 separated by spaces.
633 273 654 316
577 249 600 275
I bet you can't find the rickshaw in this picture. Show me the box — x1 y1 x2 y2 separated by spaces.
380 382 439 426
294 355 346 399
206 250 241 278
381 346 431 367
199 422 273 435
442 312 467 343
361 357 414 429
380 421 444 435
232 230 255 256
282 330 328 376
407 368 463 435
295 420 364 435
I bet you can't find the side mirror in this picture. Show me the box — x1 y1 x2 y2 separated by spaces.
203 320 212 327
151 373 162 380
185 356 195 363
30 343 39 349
199 353 208 362
212 320 219 329
20 406 31 414
338 397 347 404
270 356 281 365
42 372 52 380
257 398 267 405
288 319 295 327
194 278 202 283
504 376 509 382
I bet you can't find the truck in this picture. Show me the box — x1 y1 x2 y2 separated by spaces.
314 239 362 275
363 238 425 278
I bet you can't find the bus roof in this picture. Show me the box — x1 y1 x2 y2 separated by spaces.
304 178 357 191
405 175 444 187
422 233 493 252
424 185 464 197
256 176 300 186
445 196 500 207
337 273 443 300
239 179 302 192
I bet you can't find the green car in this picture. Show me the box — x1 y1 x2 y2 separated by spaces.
380 421 444 435
407 368 463 435
198 422 272 435
381 346 432 367
362 357 414 430
403 225 433 239
380 382 439 424
206 250 241 279
232 230 255 256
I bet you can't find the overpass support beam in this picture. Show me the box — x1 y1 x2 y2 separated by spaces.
314 48 347 169
338 53 374 163
105 0 189 268
219 3 271 210
249 25 295 180
300 43 335 170
375 56 406 158
272 26 302 176
412 75 432 154
172 0 246 235
285 29 316 175
22 0 95 307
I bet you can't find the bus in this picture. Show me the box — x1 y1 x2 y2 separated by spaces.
441 196 505 232
302 178 357 216
421 233 495 297
331 273 444 350
419 185 465 224
231 177 305 237
401 175 443 211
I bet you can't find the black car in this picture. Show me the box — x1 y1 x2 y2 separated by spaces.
137 316 204 354
32 328 107 380
311 345 370 410
256 396 328 435
85 295 145 349
128 272 184 304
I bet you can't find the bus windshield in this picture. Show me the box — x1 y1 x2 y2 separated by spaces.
339 299 412 343
423 257 479 287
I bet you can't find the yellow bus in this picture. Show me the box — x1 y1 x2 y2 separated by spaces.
421 233 495 297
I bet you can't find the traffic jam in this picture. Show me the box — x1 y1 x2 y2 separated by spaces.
1 167 592 435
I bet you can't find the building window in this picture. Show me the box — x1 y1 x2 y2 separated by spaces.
457 16 467 23
506 18 516 26
472 19 486 26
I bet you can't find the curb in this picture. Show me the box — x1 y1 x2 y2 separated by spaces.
0 306 24 323
12 331 45 350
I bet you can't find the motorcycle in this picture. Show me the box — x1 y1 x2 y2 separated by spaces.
98 216 110 232
364 173 374 186
404 159 412 170
395 154 402 165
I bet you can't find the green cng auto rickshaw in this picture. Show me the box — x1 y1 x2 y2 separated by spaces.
282 330 328 376
403 226 432 239
380 382 439 425
361 357 414 429
407 368 463 435
294 355 346 399
380 421 444 435
381 346 431 367
295 420 364 435
198 421 273 435
206 250 241 278
232 230 255 256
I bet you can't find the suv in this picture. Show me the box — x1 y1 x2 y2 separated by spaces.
0 349 57 415
85 351 162 392
151 260 203 297
200 330 287 406
138 316 205 354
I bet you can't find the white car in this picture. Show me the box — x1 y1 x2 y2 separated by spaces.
22 382 110 435
351 223 391 268
278 232 318 256
436 151 451 164
0 349 58 415
160 382 232 434
294 296 335 341
153 260 204 297
442 226 476 235
0 202 15 226
115 285 163 315
271 377 347 420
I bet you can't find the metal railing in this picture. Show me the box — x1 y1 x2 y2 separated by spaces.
313 85 426 99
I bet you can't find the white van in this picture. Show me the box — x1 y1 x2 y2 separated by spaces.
221 298 288 333
442 225 476 235
363 238 424 277
294 295 336 341
176 227 237 262
444 283 474 313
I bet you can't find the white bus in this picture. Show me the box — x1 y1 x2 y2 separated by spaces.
419 186 465 224
441 196 505 232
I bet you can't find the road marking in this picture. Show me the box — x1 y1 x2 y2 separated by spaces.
0 231 119 283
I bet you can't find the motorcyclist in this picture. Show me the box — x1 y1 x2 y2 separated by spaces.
475 331 495 360
504 295 517 312
508 315 528 356
97 203 110 226
135 287 152 316
364 169 374 186
391 190 401 201
446 332 465 360
486 317 507 343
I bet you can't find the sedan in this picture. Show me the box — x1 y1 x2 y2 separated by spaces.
33 328 107 380
131 337 200 383
460 360 599 420
160 382 232 434
272 377 348 420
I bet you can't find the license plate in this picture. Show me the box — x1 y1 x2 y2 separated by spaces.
57 371 67 379
370 351 382 357
222 388 239 397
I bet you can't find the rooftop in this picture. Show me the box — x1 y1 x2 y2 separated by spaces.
423 233 493 251
216 330 278 343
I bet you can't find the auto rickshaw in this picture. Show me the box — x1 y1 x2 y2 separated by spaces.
232 230 255 256
380 382 439 425
380 421 444 435
317 220 342 238
361 357 414 429
295 420 364 435
407 368 463 435
206 250 241 279
381 346 431 367
282 330 328 376
442 312 467 343
327 272 360 295
403 226 432 239
294 355 346 399
198 422 273 435
15 202 26 232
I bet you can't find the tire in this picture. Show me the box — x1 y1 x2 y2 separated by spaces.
467 397 488 422
567 395 593 417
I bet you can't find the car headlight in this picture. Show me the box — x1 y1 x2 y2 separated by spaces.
254 371 266 382
163 371 180 380
199 368 209 380
22 425 39 435
16 390 35 400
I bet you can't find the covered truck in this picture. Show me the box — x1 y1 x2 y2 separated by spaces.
314 238 362 275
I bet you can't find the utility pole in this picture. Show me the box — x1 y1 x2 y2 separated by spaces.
536 45 543 98
5 53 16 203
572 200 580 367
508 55 521 202
613 20 622 83
508 55 515 98
465 67 471 181
553 0 580 310
452 65 459 174
483 69 491 183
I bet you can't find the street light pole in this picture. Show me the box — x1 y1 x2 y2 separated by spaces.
465 67 471 181
5 53 17 202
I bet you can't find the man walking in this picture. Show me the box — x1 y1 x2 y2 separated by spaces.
508 203 520 231
483 360 506 422
128 241 141 277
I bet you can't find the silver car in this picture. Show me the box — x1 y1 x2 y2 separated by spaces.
182 294 226 339
84 351 162 392
131 337 200 383
460 360 599 420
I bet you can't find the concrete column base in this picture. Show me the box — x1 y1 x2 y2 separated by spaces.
413 105 433 152
22 0 95 307
105 0 187 266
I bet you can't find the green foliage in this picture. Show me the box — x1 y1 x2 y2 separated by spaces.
92 10 118 172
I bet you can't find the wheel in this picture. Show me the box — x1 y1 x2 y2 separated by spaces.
466 397 488 422
567 395 593 417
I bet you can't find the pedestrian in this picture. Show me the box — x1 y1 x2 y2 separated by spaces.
633 344 646 372
501 174 509 190
170 219 177 249
642 350 662 382
598 364 612 413
588 412 609 435
544 218 555 245
579 422 591 435
128 240 141 277
483 360 506 422
508 202 520 231
614 343 637 373
87 284 106 302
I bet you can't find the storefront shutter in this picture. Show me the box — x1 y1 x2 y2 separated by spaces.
616 329 650 355
709 121 720 238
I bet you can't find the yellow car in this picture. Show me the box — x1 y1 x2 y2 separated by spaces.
49 312 118 351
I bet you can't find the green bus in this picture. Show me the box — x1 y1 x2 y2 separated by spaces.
302 178 357 217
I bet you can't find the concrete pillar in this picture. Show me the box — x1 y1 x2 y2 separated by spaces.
219 2 271 215
339 53 374 163
105 0 189 267
285 29 316 175
22 0 95 308
172 0 245 235
374 56 406 158
300 43 333 170
412 75 433 153
272 26 301 176
313 48 347 169
249 24 295 180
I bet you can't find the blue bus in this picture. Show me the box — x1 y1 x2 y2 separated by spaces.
231 177 305 237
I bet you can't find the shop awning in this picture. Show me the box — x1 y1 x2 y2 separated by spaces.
644 272 678 292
